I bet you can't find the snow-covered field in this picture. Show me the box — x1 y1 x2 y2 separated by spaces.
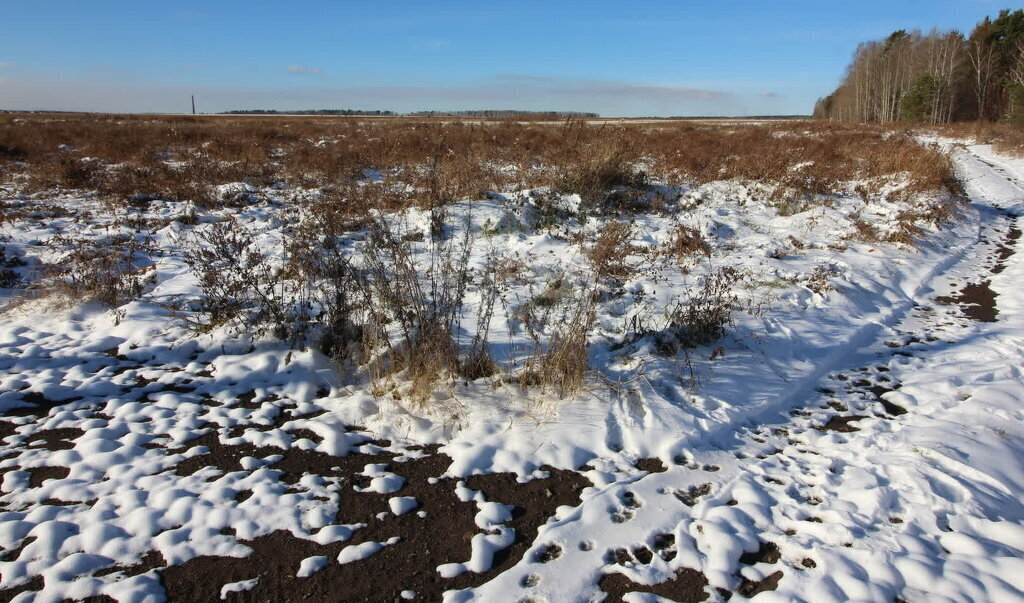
0 135 1022 602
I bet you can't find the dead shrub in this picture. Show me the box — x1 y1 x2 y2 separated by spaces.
771 188 818 216
555 135 648 214
461 252 518 380
886 210 926 245
358 214 474 401
519 287 596 397
663 224 710 261
181 219 309 342
285 216 363 362
851 218 880 242
31 157 105 191
0 145 27 161
806 264 839 294
0 245 26 288
2 115 963 213
587 221 637 280
662 268 739 350
38 233 155 306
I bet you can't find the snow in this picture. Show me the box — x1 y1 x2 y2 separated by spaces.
0 135 1022 601
457 140 1024 601
388 496 418 516
297 555 329 578
219 578 258 599
436 527 515 578
337 537 401 564
354 466 405 495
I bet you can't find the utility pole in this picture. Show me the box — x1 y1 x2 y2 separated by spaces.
191 95 196 115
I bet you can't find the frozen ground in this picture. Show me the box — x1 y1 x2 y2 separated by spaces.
0 140 1022 602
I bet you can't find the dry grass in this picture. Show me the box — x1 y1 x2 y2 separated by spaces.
518 287 597 398
357 217 473 403
928 121 1024 157
586 221 637 280
667 268 739 349
181 219 308 341
663 224 710 261
36 233 156 307
1 115 960 214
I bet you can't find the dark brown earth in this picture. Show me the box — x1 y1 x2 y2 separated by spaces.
990 225 1021 274
738 541 781 565
674 483 713 507
158 439 590 602
635 457 667 473
936 218 1019 323
5 391 84 418
738 570 784 598
867 384 907 416
0 381 591 603
599 567 711 602
937 281 999 322
816 415 867 432
26 465 70 488
598 539 784 602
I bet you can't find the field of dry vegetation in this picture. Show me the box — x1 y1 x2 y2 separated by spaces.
0 114 961 206
0 114 966 402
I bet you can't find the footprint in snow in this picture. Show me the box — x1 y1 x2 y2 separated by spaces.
532 543 562 563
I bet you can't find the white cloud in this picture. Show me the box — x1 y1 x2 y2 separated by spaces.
286 65 322 75
0 75 770 116
0 62 14 69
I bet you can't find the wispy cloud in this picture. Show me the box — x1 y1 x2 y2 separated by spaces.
759 91 781 98
285 65 323 75
0 62 14 69
492 74 730 102
0 74 751 116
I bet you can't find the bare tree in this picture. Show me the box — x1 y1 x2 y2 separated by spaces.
968 38 997 120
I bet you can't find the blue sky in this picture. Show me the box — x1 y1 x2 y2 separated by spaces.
0 0 1007 116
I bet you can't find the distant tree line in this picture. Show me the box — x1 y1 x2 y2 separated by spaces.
220 109 398 116
218 109 600 119
405 110 599 119
814 9 1024 124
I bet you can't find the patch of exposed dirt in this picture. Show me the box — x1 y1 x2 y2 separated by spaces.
0 536 37 563
26 427 84 451
0 420 20 444
26 465 70 488
738 570 784 598
159 439 590 602
816 415 867 432
598 567 710 602
738 541 781 565
169 431 290 479
0 575 44 600
93 550 168 578
937 281 998 322
990 225 1020 274
635 457 667 473
458 466 590 580
674 483 713 507
867 384 907 416
5 391 84 418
